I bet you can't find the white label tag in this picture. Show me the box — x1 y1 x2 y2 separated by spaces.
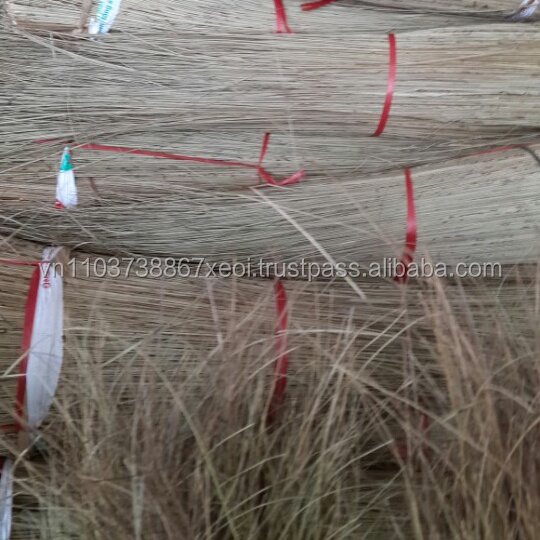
0 459 13 540
26 248 64 429
55 147 77 209
88 0 123 34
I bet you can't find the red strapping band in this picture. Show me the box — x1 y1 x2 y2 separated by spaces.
14 266 40 431
395 411 430 462
373 33 397 138
267 280 289 424
395 168 416 284
273 0 292 33
301 0 339 11
475 143 533 157
0 260 40 267
35 135 305 188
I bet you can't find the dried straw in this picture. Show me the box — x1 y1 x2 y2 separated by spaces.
2 145 540 266
3 26 540 142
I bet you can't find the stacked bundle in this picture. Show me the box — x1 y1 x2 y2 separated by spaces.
3 27 540 144
1 0 539 537
0 239 534 441
2 144 539 268
6 0 485 34
298 0 535 17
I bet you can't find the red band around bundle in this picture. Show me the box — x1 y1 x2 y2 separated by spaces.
0 259 44 431
301 0 339 11
0 260 40 267
35 135 305 188
273 0 293 33
395 168 416 284
267 280 289 423
373 33 397 137
14 266 40 431
395 411 430 461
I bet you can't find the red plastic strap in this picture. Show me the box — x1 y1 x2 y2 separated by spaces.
35 137 305 188
257 133 271 173
0 259 41 431
475 143 533 157
373 33 397 138
14 266 40 431
267 280 289 423
395 412 430 461
0 260 40 267
420 412 430 457
301 0 339 10
273 0 292 33
395 168 416 284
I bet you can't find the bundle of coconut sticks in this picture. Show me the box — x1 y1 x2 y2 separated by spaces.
301 0 531 17
0 239 531 441
5 260 539 539
5 0 485 35
2 144 539 267
0 238 533 395
2 26 540 144
3 126 535 198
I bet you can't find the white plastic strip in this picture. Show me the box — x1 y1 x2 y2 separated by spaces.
508 0 539 20
88 0 123 34
55 147 77 209
0 459 13 540
25 247 64 430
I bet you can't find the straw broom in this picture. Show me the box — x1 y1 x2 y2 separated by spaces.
3 26 540 141
2 144 539 266
5 0 485 34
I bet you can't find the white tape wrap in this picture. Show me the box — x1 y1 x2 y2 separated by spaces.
0 459 13 540
88 0 123 34
55 147 77 209
26 248 64 430
508 0 539 20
